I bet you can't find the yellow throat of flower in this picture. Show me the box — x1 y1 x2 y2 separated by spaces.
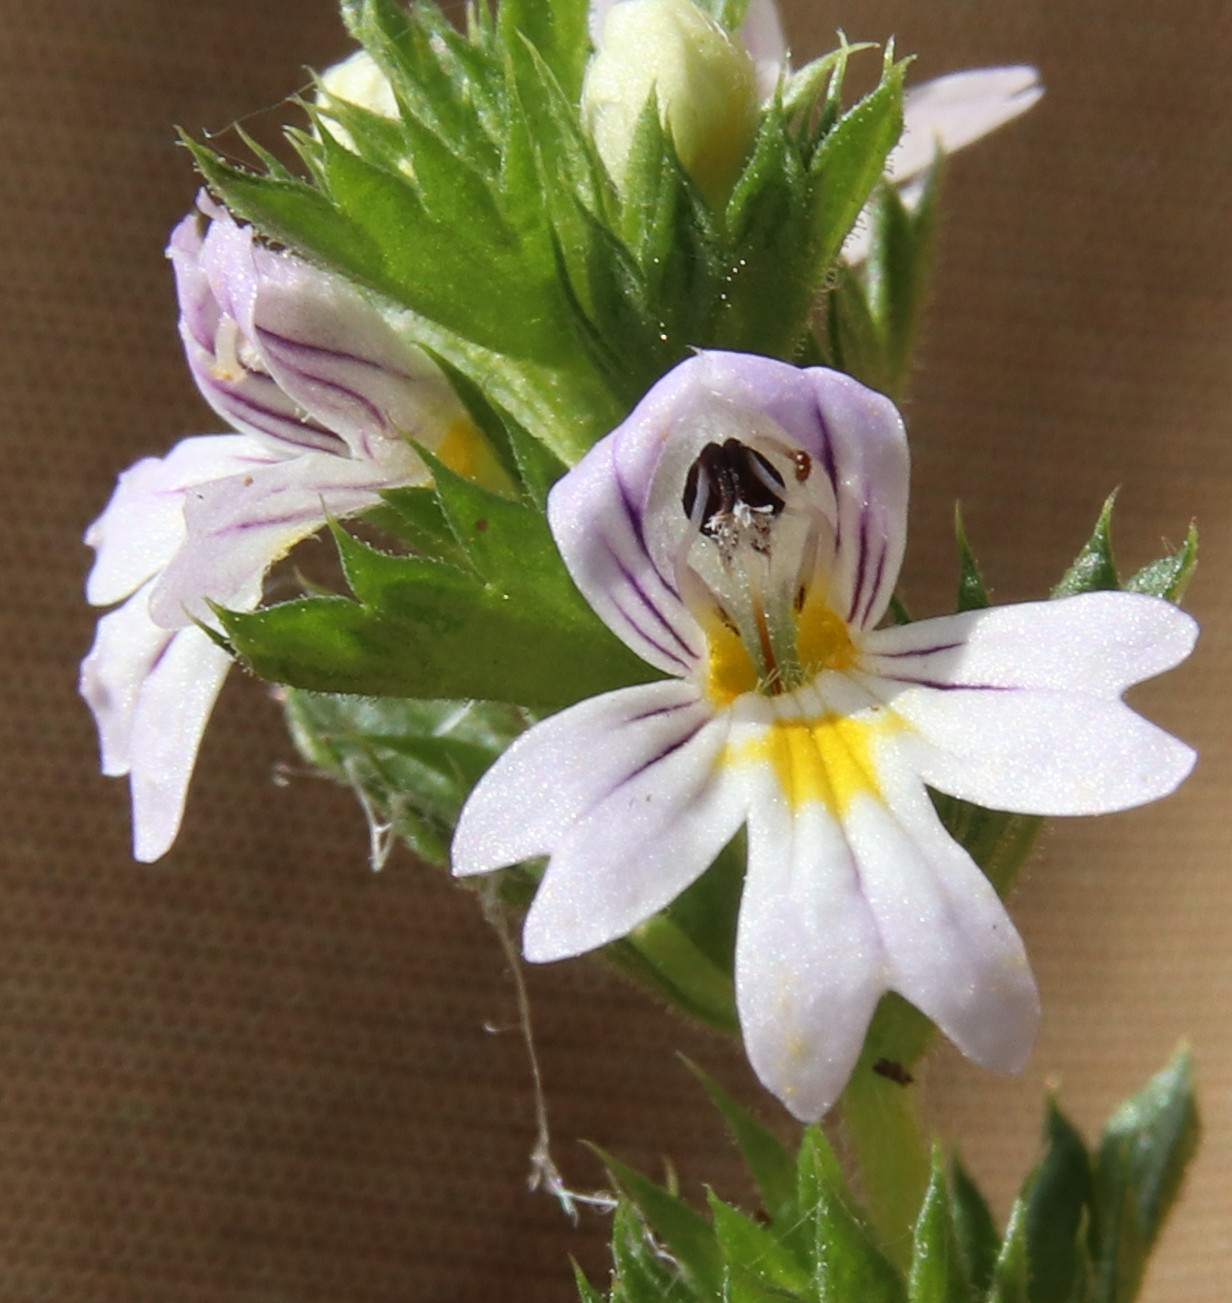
436 417 516 496
705 588 857 706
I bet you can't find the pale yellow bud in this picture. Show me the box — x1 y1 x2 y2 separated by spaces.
583 0 760 208
318 49 399 121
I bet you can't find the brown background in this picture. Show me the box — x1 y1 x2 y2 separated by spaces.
1 0 1228 1298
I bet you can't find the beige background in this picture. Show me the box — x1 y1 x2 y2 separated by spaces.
1 0 1228 1298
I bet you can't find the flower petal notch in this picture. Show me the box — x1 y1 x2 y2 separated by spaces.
453 351 1197 1120
82 195 493 862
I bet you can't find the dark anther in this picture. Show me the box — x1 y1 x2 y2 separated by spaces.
792 450 812 483
682 439 786 532
872 1058 914 1086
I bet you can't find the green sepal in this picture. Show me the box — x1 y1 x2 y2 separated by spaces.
683 1059 797 1226
573 1259 606 1303
1090 1047 1200 1303
909 1154 972 1303
605 913 739 1035
592 1149 725 1298
806 51 905 285
718 48 905 362
341 0 504 170
1124 520 1198 602
863 162 940 394
497 0 591 104
1054 494 1199 610
986 1195 1031 1303
689 0 752 29
607 1200 688 1300
955 504 992 612
1026 1097 1094 1303
1053 493 1121 597
816 159 940 402
949 1154 1001 1297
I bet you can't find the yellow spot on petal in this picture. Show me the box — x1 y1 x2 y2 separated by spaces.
705 613 761 706
729 711 900 816
436 418 516 496
795 590 856 677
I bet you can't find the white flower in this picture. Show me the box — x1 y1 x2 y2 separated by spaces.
452 351 1196 1120
81 196 498 862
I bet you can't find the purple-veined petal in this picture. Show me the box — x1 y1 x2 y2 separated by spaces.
549 353 908 674
79 582 236 862
173 198 468 464
732 698 887 1121
549 417 707 676
168 205 345 458
857 592 1198 815
839 766 1040 1075
243 242 468 464
147 448 417 628
453 679 744 960
523 713 742 961
85 433 278 608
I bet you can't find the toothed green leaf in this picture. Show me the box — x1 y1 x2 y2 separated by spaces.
709 1192 811 1295
987 1195 1030 1303
954 506 991 612
1124 522 1198 603
596 1151 724 1297
220 510 657 708
949 1155 1000 1297
1026 1097 1094 1303
685 1060 797 1227
1053 493 1120 597
281 691 526 867
1091 1048 1199 1303
908 1158 971 1303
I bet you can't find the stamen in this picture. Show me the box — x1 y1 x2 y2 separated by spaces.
679 435 841 699
681 439 786 550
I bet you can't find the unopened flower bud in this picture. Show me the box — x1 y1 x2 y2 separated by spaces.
583 0 759 207
317 49 398 121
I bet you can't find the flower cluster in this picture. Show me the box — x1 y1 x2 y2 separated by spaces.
79 0 1197 1128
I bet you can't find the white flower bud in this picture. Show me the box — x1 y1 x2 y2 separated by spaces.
583 0 760 207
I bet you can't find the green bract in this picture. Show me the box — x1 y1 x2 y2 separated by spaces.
576 1052 1198 1303
188 0 904 465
